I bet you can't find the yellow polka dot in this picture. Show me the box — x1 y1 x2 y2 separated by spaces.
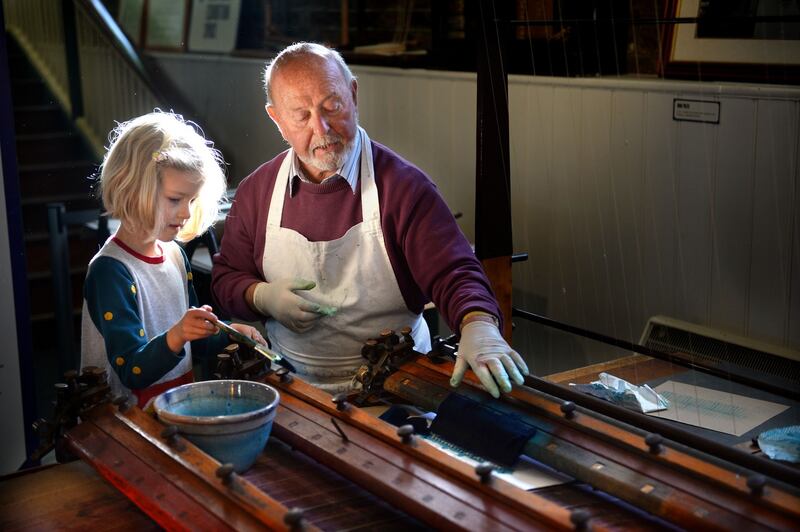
131 284 137 295
132 366 142 375
139 329 145 337
187 272 193 281
115 356 125 366
104 311 113 321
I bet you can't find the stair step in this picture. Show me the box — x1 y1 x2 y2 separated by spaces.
14 104 71 135
28 270 86 316
24 227 90 244
25 231 99 274
28 265 87 281
21 191 92 207
30 311 82 352
18 160 98 197
16 131 92 165
11 78 56 106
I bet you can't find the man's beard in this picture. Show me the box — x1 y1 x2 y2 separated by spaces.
299 132 354 173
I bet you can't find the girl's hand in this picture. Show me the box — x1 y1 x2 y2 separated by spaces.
229 323 267 345
167 305 218 352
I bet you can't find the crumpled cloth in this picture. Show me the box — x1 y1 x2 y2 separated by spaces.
757 426 800 463
570 372 669 413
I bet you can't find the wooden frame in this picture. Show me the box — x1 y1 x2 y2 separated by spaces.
662 0 800 84
143 0 190 52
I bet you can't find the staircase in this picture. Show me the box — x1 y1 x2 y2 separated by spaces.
8 34 100 414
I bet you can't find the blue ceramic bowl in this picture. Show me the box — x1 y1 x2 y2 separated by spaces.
154 380 280 472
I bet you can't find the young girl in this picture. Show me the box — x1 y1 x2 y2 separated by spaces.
80 111 265 408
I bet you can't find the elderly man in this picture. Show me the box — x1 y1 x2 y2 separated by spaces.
211 42 528 396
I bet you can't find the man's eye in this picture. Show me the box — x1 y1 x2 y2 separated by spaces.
168 197 181 204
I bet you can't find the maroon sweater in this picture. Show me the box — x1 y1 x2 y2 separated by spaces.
211 141 500 332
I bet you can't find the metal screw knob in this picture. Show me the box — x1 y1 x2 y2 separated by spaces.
380 328 399 346
284 507 305 529
399 326 414 345
54 382 69 400
645 433 663 454
560 401 576 419
276 367 293 383
475 462 494 483
161 424 178 440
84 366 107 385
224 344 239 355
397 424 415 444
216 463 236 484
112 395 130 412
332 393 349 411
570 508 590 530
747 474 766 496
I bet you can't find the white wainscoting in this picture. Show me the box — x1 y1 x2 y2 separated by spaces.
153 53 800 372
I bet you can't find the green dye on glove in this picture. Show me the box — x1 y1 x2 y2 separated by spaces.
316 305 338 316
294 279 316 291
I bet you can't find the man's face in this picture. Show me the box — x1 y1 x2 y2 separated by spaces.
266 55 358 182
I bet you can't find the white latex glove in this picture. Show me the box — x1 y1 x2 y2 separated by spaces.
252 279 321 333
450 320 529 398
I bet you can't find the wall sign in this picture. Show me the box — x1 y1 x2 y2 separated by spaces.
673 99 720 124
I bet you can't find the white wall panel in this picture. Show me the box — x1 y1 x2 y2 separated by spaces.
153 53 800 362
673 99 717 325
790 126 800 347
608 90 647 343
748 100 798 344
709 99 755 335
642 92 680 331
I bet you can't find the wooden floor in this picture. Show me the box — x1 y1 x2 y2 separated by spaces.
0 460 157 531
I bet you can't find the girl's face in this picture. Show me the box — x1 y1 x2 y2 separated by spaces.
156 167 202 241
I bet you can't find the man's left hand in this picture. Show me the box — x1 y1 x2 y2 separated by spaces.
450 320 529 398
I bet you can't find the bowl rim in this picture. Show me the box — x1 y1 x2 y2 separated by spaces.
154 379 280 426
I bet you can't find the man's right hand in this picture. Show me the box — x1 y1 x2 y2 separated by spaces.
252 279 321 333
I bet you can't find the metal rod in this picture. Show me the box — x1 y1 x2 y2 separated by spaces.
512 307 799 400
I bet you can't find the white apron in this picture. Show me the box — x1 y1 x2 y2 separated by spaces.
262 127 431 393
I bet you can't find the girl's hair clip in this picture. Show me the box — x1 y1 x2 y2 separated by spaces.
152 151 167 163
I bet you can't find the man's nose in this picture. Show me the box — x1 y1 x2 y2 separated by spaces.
179 202 191 219
310 112 329 136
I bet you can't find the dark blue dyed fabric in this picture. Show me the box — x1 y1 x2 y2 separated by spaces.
430 393 537 467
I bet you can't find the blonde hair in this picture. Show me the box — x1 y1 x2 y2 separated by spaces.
98 111 226 242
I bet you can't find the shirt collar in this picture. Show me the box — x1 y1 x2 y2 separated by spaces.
288 131 362 197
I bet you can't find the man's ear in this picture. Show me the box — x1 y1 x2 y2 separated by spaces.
265 104 278 124
350 79 358 107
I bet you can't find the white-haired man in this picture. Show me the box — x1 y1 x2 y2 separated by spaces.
212 42 528 397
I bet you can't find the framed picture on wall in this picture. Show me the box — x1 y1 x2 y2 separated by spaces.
117 0 145 46
188 0 242 53
144 0 190 51
662 0 800 84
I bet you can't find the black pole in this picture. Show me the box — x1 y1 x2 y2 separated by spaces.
473 0 512 262
47 203 76 377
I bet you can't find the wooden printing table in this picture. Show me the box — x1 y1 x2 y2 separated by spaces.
3 351 799 530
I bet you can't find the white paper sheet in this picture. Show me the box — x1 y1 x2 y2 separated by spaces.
647 381 790 436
